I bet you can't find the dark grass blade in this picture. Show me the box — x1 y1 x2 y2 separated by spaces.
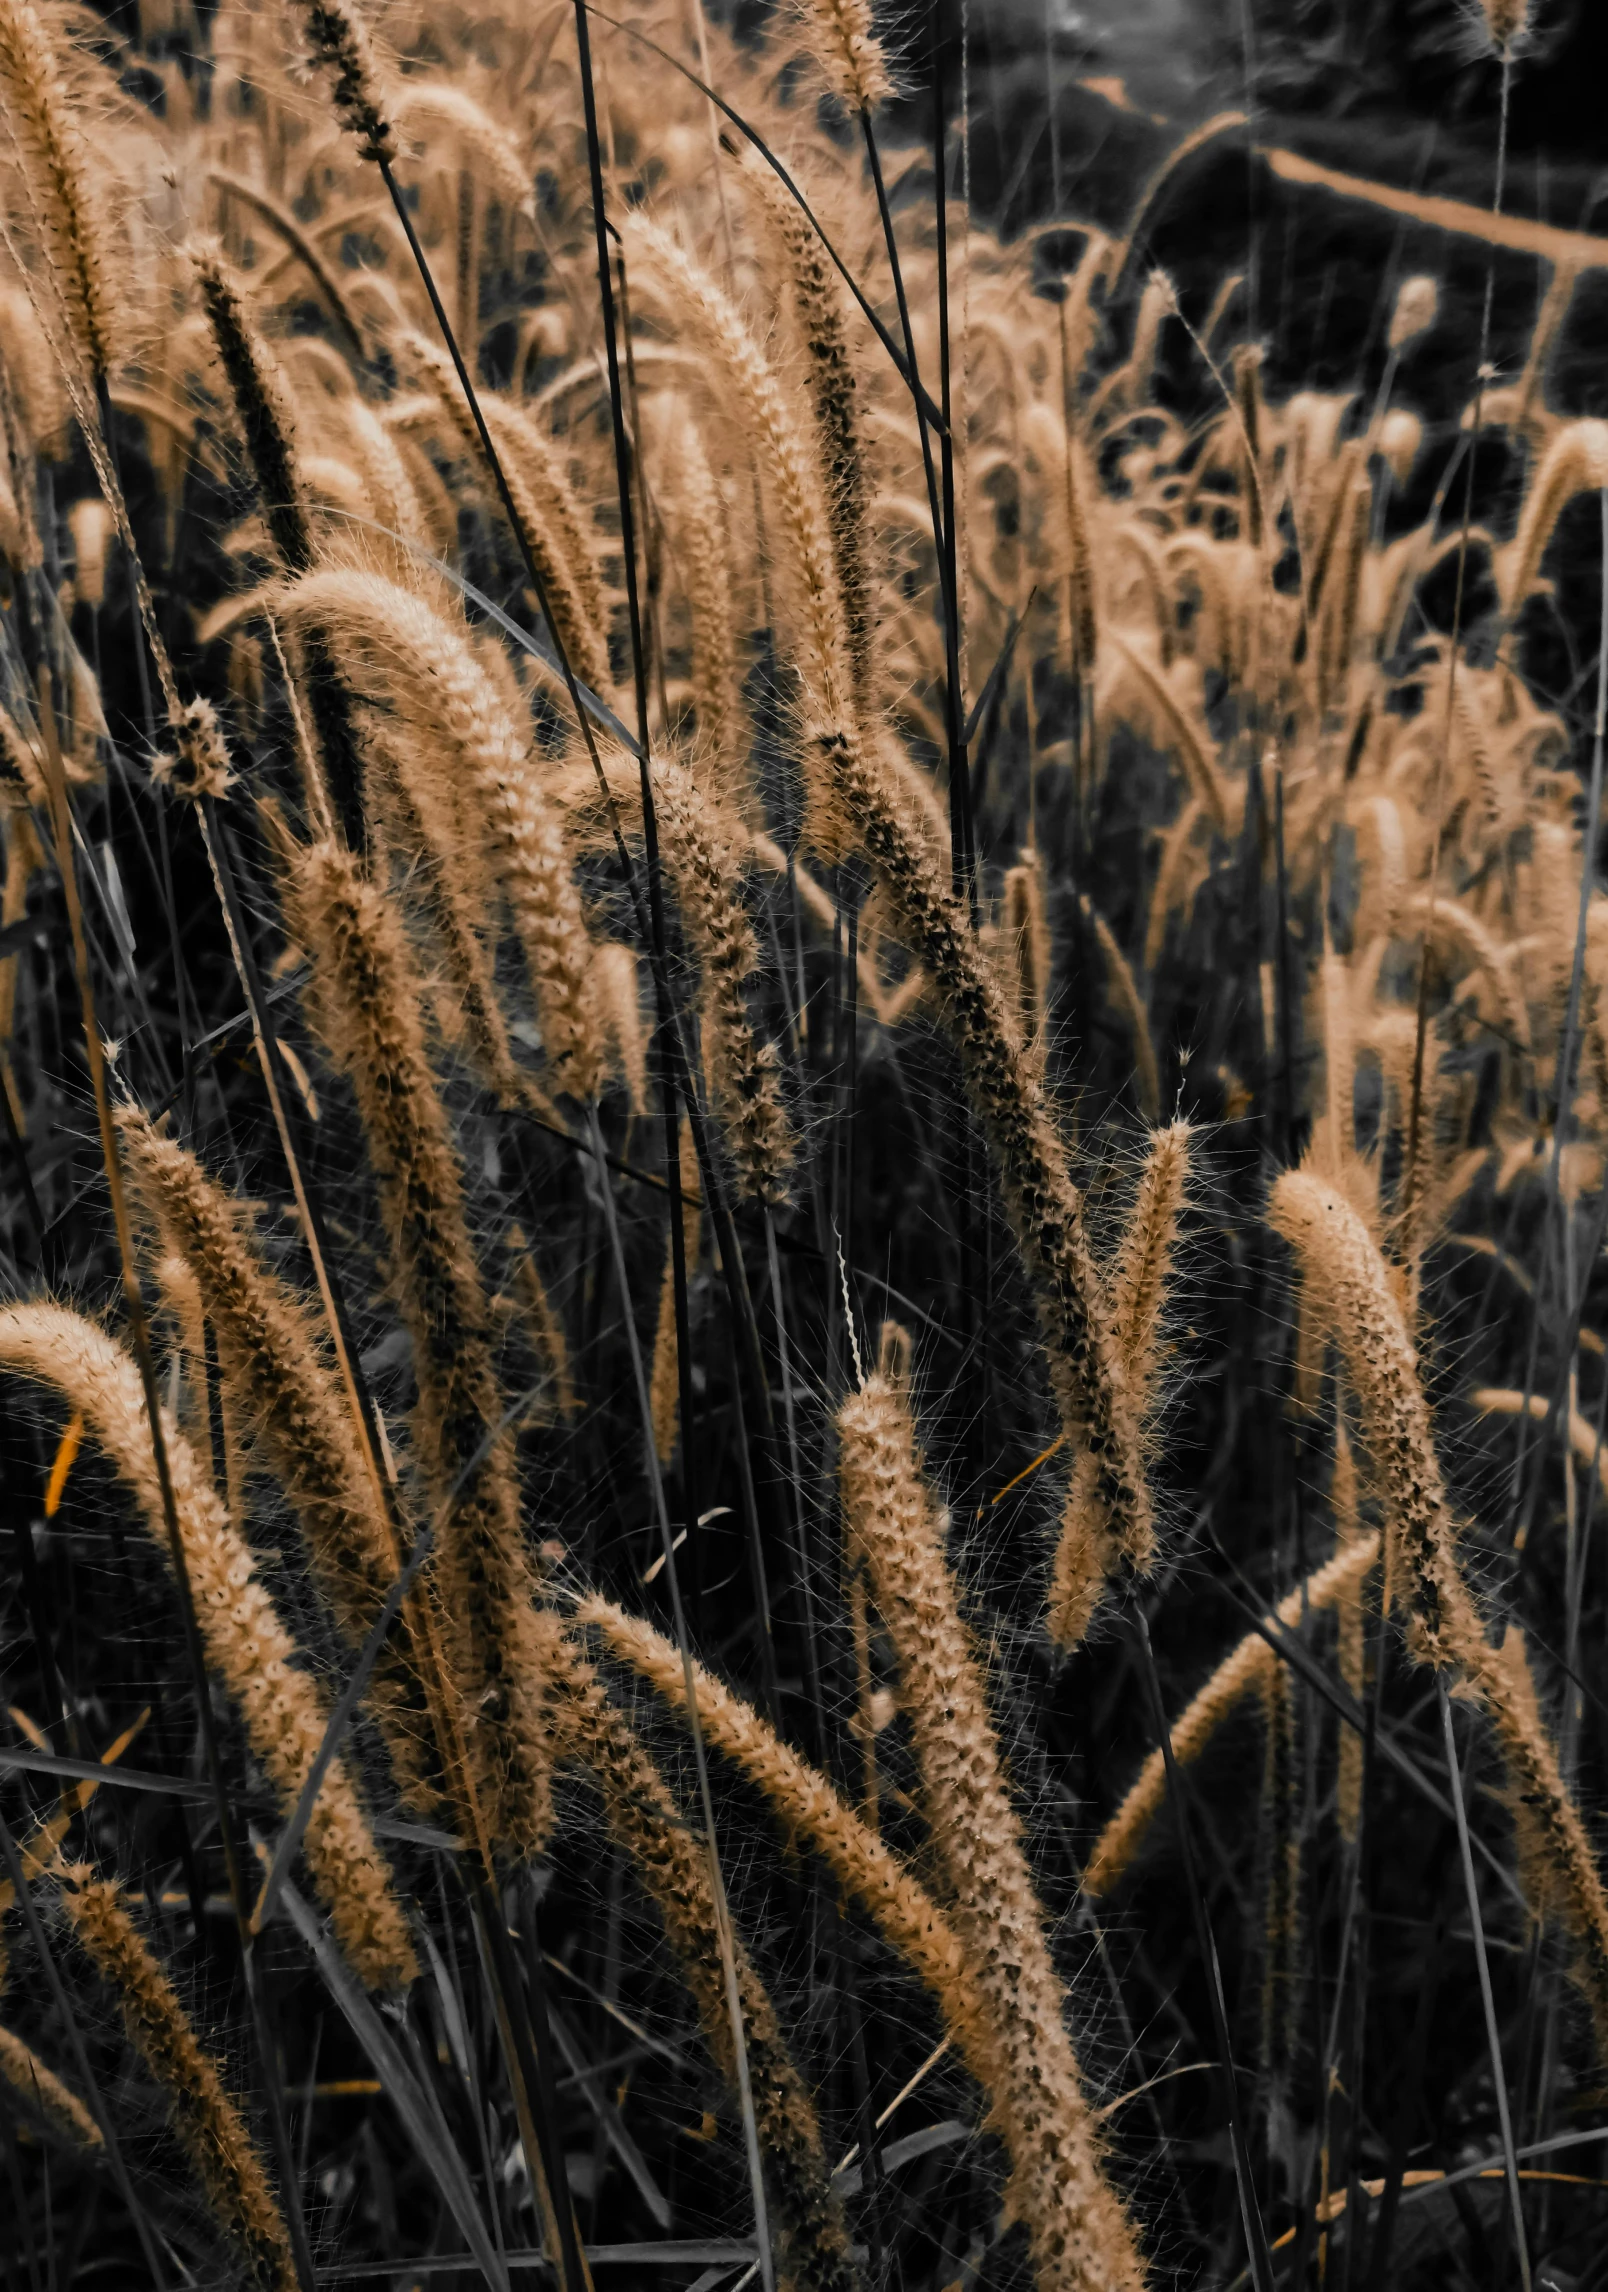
1438 1679 1532 2292
1130 1606 1278 2292
277 1878 512 2292
0 1747 456 1851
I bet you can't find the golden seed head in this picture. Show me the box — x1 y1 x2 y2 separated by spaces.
1387 275 1439 353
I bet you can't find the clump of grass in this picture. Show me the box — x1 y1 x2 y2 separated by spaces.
9 0 1608 2280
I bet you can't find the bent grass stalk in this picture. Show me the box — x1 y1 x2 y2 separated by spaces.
0 1304 417 1992
59 1863 296 2292
117 1108 442 1814
1269 1169 1608 2049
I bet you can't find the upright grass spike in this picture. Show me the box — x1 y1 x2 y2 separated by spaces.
0 1304 418 1994
1002 851 1052 1072
651 1122 702 1467
820 724 1149 1628
793 0 893 112
0 0 124 386
57 1863 297 2292
287 0 395 161
191 241 366 844
281 837 556 1860
671 416 746 778
838 1359 1149 2292
1106 1119 1192 1436
744 151 877 711
361 718 532 1109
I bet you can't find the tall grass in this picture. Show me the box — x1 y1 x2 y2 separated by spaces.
1 1 1607 2286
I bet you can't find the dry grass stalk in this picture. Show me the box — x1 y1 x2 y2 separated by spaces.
1269 1169 1608 2044
1002 852 1052 1070
117 1108 441 1813
1084 1528 1380 1898
275 568 604 1103
550 1632 860 2292
837 1367 1147 2292
0 2020 101 2149
283 836 556 1858
651 1123 702 1466
58 1864 295 2289
746 152 875 709
407 337 611 695
1107 1119 1191 1434
579 1596 986 2044
0 1302 417 1990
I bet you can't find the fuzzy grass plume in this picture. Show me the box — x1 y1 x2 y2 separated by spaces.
838 1362 1147 2292
58 1864 296 2289
0 1304 417 1990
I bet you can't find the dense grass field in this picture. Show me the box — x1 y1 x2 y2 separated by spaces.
3 1 1608 2286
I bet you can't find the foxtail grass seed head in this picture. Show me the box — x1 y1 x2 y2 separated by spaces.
1108 1119 1191 1434
579 1596 975 2036
1387 275 1439 353
0 2021 101 2150
0 1303 418 1990
0 0 124 383
58 1865 296 2290
289 0 394 160
794 0 892 111
1084 1530 1380 1897
550 1633 861 2292
838 1370 1148 2292
191 242 314 576
650 1124 701 1467
117 1107 441 1813
282 837 556 1856
66 494 110 608
275 568 605 1103
1477 0 1534 54
1002 853 1052 1065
